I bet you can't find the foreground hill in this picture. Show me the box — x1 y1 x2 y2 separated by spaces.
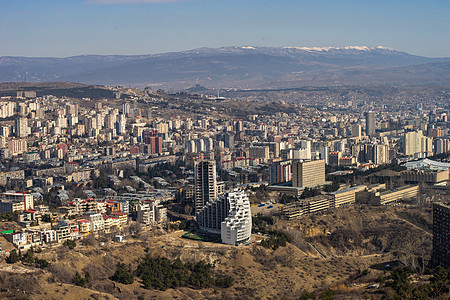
0 205 439 299
1 46 449 89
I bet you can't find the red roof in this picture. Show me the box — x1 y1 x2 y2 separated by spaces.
25 209 37 213
111 212 127 216
77 219 90 223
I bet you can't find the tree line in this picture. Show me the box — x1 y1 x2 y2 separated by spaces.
111 255 234 290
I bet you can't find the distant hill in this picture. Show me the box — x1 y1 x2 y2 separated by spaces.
186 84 211 94
0 82 116 99
1 46 449 89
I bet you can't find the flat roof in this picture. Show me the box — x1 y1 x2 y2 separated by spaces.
329 185 366 195
406 158 450 171
379 185 418 195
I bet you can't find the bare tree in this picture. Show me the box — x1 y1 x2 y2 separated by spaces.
129 222 142 235
82 234 98 246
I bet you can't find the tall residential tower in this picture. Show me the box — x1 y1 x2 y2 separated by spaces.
194 160 217 215
432 202 450 268
365 111 375 136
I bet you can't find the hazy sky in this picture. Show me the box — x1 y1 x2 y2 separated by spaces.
1 0 449 57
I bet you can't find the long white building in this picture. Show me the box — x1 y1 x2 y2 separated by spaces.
197 190 252 245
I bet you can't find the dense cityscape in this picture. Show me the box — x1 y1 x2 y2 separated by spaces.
1 0 449 298
0 83 447 298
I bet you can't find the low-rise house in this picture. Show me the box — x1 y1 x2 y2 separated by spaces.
59 206 78 217
110 212 128 228
77 219 90 235
0 201 24 214
25 228 42 246
103 215 121 233
14 209 41 225
83 212 104 233
55 225 70 243
41 229 58 243
66 221 80 240
136 200 166 225
6 232 28 249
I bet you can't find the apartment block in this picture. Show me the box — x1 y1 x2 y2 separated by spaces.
432 202 450 268
292 159 325 188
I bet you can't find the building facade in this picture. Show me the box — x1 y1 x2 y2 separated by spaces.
432 202 450 268
292 159 325 188
197 190 252 245
366 111 375 136
365 111 375 136
269 160 292 185
194 160 217 214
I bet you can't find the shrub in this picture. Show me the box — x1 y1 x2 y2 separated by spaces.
63 239 76 250
299 290 315 300
6 249 20 264
215 275 234 288
81 234 97 246
388 266 413 297
261 231 292 250
319 288 335 300
111 263 134 285
73 271 90 287
35 258 50 269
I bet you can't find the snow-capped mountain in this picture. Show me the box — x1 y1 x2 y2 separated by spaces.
0 46 448 89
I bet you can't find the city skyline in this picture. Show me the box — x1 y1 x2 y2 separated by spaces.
1 0 449 58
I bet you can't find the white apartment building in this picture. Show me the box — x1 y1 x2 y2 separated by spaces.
136 201 167 225
42 230 58 243
197 190 252 245
83 212 105 233
2 192 34 210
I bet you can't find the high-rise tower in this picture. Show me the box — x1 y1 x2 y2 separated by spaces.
194 160 217 214
365 111 375 136
15 117 29 138
432 202 450 268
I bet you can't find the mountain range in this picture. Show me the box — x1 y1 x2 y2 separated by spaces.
1 46 449 90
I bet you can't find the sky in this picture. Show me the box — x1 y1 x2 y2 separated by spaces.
1 0 449 58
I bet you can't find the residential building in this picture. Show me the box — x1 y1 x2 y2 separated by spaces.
0 201 24 214
77 219 91 235
2 192 34 210
365 111 375 136
194 160 217 214
292 159 325 188
15 117 29 138
432 202 450 268
7 232 28 248
197 190 252 245
401 130 433 156
42 230 58 243
351 124 362 138
249 146 270 161
136 201 166 225
8 138 28 155
83 212 105 233
269 160 292 185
